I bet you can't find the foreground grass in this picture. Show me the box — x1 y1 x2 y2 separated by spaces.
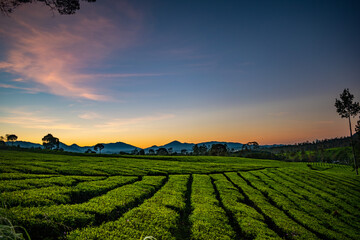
0 150 359 240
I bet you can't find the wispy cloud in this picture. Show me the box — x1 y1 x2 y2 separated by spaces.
0 105 175 133
0 109 81 130
95 114 175 131
89 73 166 78
0 83 43 94
78 112 102 120
0 3 143 101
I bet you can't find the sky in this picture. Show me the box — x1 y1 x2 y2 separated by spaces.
0 0 359 148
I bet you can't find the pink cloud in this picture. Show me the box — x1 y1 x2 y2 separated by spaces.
0 2 142 101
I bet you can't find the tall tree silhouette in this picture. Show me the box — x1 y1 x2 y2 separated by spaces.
0 136 5 146
198 145 208 155
335 88 360 175
192 144 199 155
0 0 96 15
94 143 104 154
356 117 360 134
42 133 59 150
6 134 18 146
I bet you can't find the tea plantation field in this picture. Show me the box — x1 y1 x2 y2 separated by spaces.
1 150 359 240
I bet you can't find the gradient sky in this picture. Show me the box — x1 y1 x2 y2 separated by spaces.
0 0 359 148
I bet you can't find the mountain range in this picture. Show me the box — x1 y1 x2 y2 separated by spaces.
7 140 281 154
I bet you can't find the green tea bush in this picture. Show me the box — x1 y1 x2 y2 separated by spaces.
189 174 236 240
67 175 188 240
210 174 280 239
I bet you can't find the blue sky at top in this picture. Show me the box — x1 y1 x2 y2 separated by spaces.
0 0 359 147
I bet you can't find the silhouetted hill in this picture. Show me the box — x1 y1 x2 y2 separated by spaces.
7 141 42 149
100 142 138 154
8 141 138 154
161 140 195 153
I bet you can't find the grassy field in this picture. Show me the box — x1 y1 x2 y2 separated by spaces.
1 150 359 240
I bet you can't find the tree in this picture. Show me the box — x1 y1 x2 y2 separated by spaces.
181 149 187 155
356 117 360 133
241 144 248 151
0 0 96 15
192 144 199 155
148 149 155 155
0 136 5 146
209 144 228 156
139 149 145 155
156 148 168 155
168 147 173 155
6 134 17 146
85 148 96 154
354 117 360 168
335 88 360 175
198 145 208 155
300 149 307 162
131 148 139 155
94 143 104 154
246 141 259 151
42 133 59 150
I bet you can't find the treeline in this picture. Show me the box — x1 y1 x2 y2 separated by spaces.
143 143 284 161
267 133 360 164
280 147 353 164
268 135 355 154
